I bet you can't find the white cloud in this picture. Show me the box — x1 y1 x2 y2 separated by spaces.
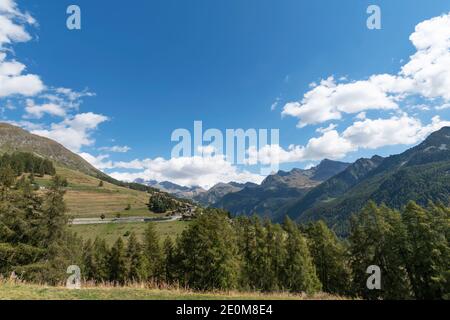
0 0 35 48
302 130 356 159
247 115 450 165
99 145 131 153
31 112 109 152
282 13 450 127
342 115 450 149
41 87 96 110
400 14 450 100
0 1 43 98
436 103 450 110
0 62 44 97
282 76 397 127
107 155 265 189
247 130 355 165
24 99 66 119
79 152 114 170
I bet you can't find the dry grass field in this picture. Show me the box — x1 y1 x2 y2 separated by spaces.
35 167 152 218
0 281 345 300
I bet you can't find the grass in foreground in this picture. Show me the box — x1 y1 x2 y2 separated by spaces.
0 282 345 300
70 220 189 245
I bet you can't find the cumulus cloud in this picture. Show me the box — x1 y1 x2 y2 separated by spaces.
248 131 355 165
0 53 44 98
106 155 265 189
24 99 66 119
248 115 450 164
282 76 398 127
343 115 450 149
31 112 109 152
0 0 35 48
282 13 450 127
0 2 44 98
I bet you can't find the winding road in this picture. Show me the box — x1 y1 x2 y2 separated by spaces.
70 215 182 225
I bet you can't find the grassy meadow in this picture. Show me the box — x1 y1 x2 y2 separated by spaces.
0 281 344 300
70 220 189 245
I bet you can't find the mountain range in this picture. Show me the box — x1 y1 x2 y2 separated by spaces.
2 121 450 235
193 182 258 206
284 127 450 234
134 178 206 199
134 178 260 206
208 127 450 235
132 127 450 235
213 159 350 219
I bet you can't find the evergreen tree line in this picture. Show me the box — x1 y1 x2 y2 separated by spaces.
0 158 448 299
0 172 80 284
0 152 55 177
78 204 449 300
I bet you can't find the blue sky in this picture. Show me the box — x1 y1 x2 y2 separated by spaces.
1 0 450 188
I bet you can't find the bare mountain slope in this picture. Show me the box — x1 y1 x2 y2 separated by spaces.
0 123 101 177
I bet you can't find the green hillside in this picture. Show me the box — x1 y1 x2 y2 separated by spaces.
286 127 450 235
70 220 188 246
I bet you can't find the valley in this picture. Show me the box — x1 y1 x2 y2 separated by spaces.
0 122 449 300
1 1 450 303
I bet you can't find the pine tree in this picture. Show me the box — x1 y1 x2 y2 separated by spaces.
304 220 351 295
349 202 411 299
427 202 450 298
37 161 45 177
176 211 239 290
402 201 449 299
126 233 148 282
109 237 128 284
264 221 287 291
143 223 163 281
253 217 271 290
282 217 322 294
0 161 75 284
162 236 176 285
0 164 15 192
41 175 68 246
92 237 110 282
82 239 96 281
235 216 258 290
82 237 110 283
